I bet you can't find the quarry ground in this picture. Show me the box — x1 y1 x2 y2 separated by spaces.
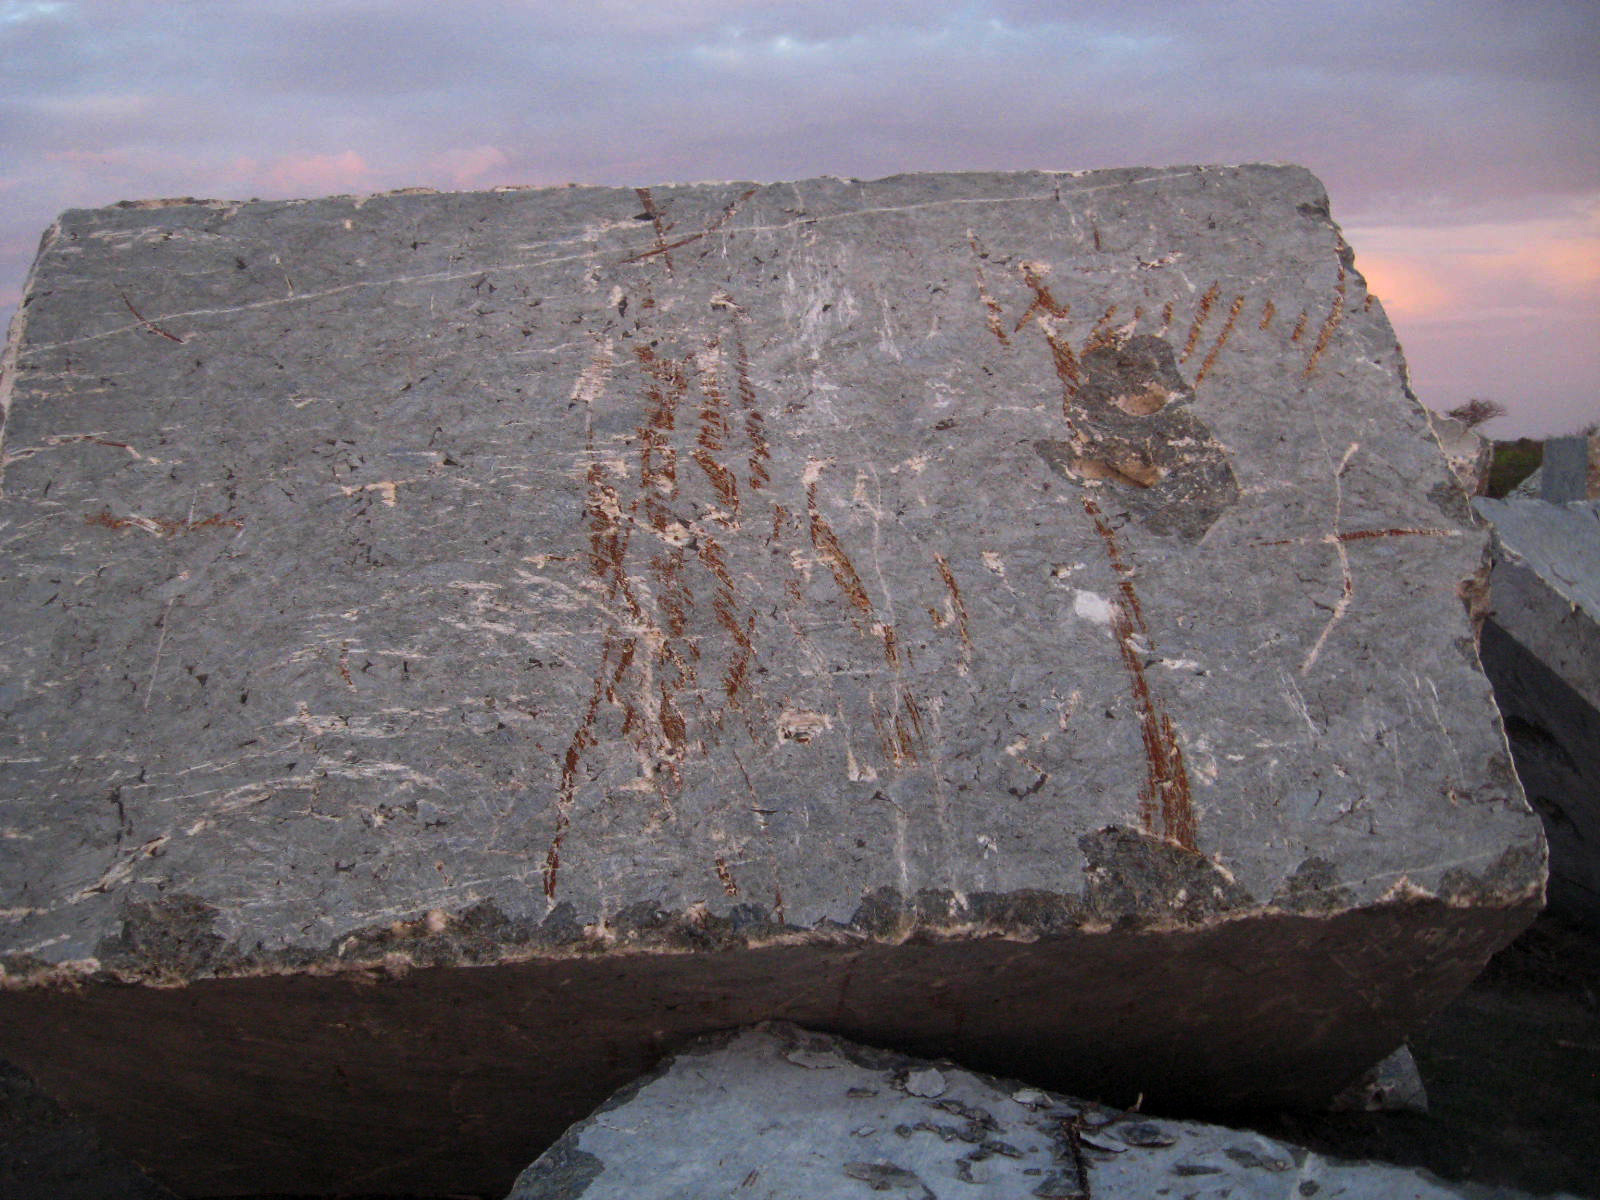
3 908 1597 1199
1257 908 1600 1199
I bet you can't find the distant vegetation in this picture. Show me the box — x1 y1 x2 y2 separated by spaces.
1442 399 1594 498
1486 438 1543 498
1443 398 1538 499
1448 398 1508 428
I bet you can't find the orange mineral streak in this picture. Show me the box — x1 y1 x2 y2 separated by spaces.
85 509 242 536
1081 495 1198 851
806 482 874 624
966 232 1011 346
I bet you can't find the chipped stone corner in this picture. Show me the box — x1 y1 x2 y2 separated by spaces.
0 214 63 490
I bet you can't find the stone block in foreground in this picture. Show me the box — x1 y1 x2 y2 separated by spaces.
509 1022 1566 1200
0 167 1543 1195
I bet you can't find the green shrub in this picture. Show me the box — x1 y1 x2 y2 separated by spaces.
1486 439 1543 498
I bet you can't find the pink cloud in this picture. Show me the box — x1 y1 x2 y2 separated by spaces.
1350 204 1600 324
1356 254 1454 321
261 150 373 196
1348 204 1600 434
429 145 511 189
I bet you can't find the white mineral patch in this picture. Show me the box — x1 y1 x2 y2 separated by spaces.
901 1067 947 1098
1073 589 1115 627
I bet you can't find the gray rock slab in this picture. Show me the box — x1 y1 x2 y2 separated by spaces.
507 1022 1570 1200
1509 433 1600 502
0 166 1544 1195
1474 498 1600 925
1540 437 1592 503
1473 499 1600 701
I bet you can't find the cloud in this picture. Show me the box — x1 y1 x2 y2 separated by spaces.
0 1 67 26
1345 197 1600 435
428 145 511 189
259 150 374 195
1355 255 1455 322
0 0 1594 433
1350 202 1600 320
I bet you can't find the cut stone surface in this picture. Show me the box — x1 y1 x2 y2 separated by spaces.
0 167 1544 1195
507 1022 1571 1200
1474 497 1600 927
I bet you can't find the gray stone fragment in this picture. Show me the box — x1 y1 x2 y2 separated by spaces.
505 1023 1576 1200
901 1067 947 1098
1423 411 1491 497
1474 497 1600 926
0 166 1545 1194
1329 1045 1428 1114
1540 436 1591 503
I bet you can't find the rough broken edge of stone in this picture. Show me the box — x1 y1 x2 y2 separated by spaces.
506 1022 1572 1200
0 885 1541 1193
1424 411 1492 498
0 838 1546 995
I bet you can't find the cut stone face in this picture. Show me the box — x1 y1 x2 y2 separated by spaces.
507 1023 1546 1200
0 167 1544 1196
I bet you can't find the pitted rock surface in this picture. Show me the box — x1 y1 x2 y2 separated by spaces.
0 166 1544 1195
508 1023 1571 1200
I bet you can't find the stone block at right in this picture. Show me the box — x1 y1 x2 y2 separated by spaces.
1474 495 1599 926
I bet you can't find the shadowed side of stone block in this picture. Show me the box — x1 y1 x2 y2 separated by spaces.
0 1056 177 1200
0 166 1544 1195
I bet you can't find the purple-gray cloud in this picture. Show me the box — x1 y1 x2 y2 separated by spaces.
2 0 1596 433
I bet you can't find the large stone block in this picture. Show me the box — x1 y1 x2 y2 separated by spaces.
0 167 1543 1195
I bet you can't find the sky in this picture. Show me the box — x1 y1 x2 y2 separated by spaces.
1 0 1596 436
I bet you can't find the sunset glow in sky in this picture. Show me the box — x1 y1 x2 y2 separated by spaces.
2 0 1596 435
